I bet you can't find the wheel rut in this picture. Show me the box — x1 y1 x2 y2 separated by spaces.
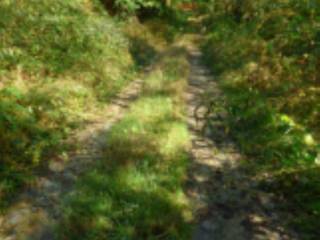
0 79 143 240
186 45 298 240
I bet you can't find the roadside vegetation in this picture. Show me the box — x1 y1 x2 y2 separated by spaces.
202 1 320 238
0 0 172 211
57 45 193 240
2 0 320 238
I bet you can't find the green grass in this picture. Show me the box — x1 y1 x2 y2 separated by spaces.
57 51 192 239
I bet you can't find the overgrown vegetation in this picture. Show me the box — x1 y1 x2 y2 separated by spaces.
202 0 320 238
57 48 192 239
2 0 320 238
0 0 150 210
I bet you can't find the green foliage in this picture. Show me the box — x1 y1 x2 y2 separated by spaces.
0 0 136 210
0 0 130 74
203 0 320 238
57 51 192 239
204 0 320 166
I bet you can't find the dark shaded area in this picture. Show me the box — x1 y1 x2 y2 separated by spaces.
187 157 299 239
99 0 117 15
137 6 162 21
128 36 159 68
99 0 164 18
260 167 320 240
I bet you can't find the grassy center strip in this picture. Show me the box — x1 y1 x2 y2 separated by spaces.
57 49 193 240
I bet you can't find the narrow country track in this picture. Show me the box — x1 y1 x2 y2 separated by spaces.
0 37 299 240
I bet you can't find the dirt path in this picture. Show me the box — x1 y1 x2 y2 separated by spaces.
0 36 299 240
185 45 298 240
0 79 143 240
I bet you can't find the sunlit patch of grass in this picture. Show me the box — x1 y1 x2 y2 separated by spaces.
128 96 174 124
57 48 192 239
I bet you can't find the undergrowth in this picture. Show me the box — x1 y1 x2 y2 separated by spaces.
57 48 192 239
202 0 320 238
0 0 165 211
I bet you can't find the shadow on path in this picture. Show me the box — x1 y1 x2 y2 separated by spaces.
185 46 299 240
